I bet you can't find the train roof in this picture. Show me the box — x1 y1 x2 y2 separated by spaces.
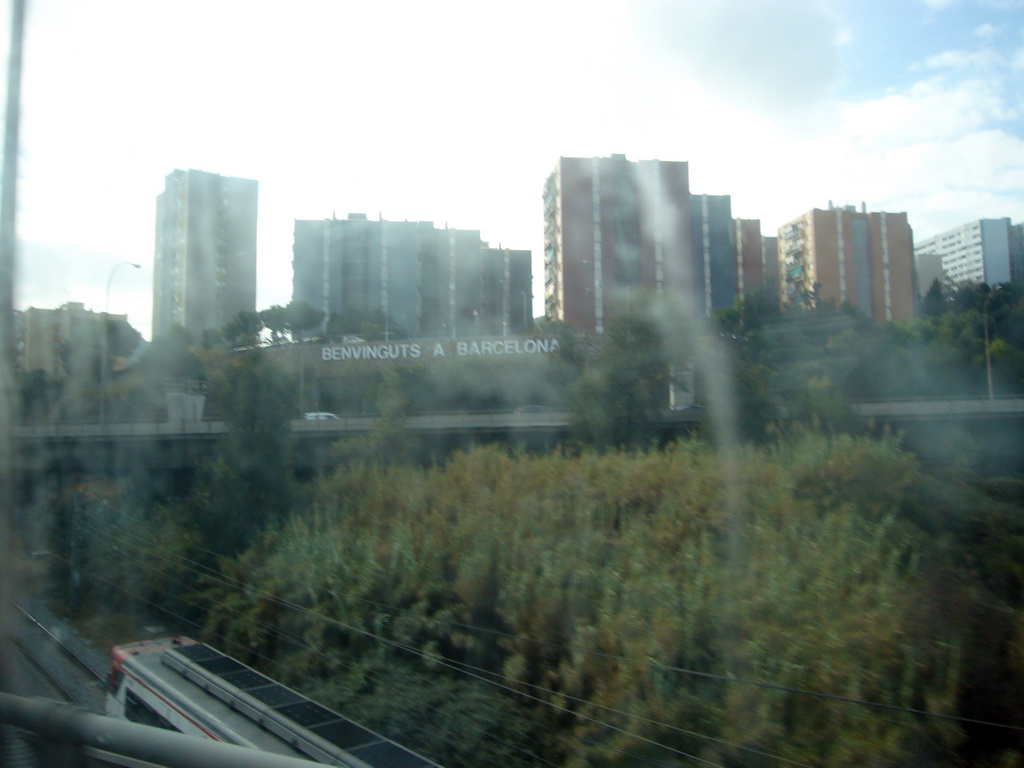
119 639 441 768
113 636 199 661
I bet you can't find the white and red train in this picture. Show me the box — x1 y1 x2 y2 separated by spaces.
107 637 439 768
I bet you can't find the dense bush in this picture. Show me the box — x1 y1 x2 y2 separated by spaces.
193 435 1023 767
50 429 1024 767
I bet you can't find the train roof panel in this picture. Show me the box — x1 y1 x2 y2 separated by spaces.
309 720 378 751
220 668 273 690
275 700 339 728
157 641 442 768
121 645 311 759
247 684 306 709
171 642 222 662
350 741 433 768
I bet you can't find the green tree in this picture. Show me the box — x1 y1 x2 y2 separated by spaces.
794 375 860 434
730 355 778 441
222 310 264 348
104 316 144 362
143 325 205 380
191 351 294 556
717 281 782 337
325 307 385 341
259 305 290 344
19 368 62 423
286 300 325 341
569 312 667 448
332 368 415 466
257 301 325 344
921 279 949 318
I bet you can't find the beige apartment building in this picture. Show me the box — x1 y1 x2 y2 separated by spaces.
18 302 127 378
779 203 915 323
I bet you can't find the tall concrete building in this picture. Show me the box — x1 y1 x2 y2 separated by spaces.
1013 223 1024 281
543 155 693 333
734 219 779 298
778 203 915 323
482 245 534 336
153 169 258 338
691 194 737 316
914 218 1023 290
292 215 531 339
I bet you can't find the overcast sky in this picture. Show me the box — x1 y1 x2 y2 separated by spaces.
4 0 1023 339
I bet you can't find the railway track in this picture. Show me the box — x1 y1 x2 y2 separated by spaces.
12 601 107 707
2 602 108 768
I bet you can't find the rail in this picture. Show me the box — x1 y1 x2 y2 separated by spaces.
14 601 108 682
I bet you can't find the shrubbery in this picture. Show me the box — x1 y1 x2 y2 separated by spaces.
185 436 1023 767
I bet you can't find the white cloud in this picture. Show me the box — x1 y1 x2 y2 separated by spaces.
710 54 1024 237
924 48 999 70
918 0 1022 9
980 0 1024 9
637 0 846 111
822 77 1024 237
840 78 1012 142
974 22 1000 37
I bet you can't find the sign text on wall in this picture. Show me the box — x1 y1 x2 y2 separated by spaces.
321 337 561 363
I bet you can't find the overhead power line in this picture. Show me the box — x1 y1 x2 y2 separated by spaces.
66 521 817 767
83 514 1024 735
48 550 730 768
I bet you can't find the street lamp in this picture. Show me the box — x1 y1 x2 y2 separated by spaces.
99 262 141 424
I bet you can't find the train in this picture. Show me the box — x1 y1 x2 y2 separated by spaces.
107 637 440 768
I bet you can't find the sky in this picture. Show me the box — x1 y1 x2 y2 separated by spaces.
3 0 1023 340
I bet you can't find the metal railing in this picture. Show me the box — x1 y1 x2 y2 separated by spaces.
14 397 1024 444
0 692 325 768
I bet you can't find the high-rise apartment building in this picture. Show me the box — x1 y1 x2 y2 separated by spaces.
691 194 737 316
153 169 258 338
914 218 1023 290
543 155 693 333
778 204 915 322
482 244 535 336
1010 223 1024 280
292 215 531 339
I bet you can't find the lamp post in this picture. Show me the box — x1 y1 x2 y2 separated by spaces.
983 289 994 400
99 262 141 424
